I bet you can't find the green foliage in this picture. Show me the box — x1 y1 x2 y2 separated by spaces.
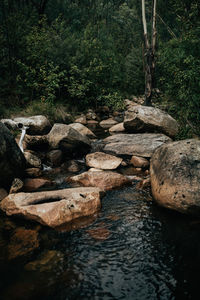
157 2 200 137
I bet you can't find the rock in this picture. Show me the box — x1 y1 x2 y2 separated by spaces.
24 134 48 151
74 115 87 125
109 122 125 133
87 226 110 241
0 122 26 188
23 178 53 192
124 105 178 138
68 170 130 191
0 188 8 201
25 250 64 272
47 123 91 156
99 118 118 129
9 178 23 194
130 156 150 168
0 187 102 228
0 119 18 130
136 177 151 189
103 133 171 158
65 160 82 173
24 151 42 168
7 228 39 260
86 110 97 120
88 168 102 172
86 152 122 170
46 150 63 167
13 115 51 135
150 139 200 215
25 168 42 178
69 123 96 138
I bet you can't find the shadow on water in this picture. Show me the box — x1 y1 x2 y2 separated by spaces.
0 186 200 300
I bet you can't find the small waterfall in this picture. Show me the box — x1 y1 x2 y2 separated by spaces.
18 124 29 153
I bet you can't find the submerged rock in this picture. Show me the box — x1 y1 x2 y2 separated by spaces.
0 122 26 188
103 133 171 158
25 250 64 272
68 170 130 191
124 105 178 138
0 188 8 201
150 139 200 215
8 228 39 260
86 152 122 170
0 187 102 228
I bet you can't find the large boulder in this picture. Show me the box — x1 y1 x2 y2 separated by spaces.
13 115 51 135
103 133 171 158
68 170 130 191
124 105 178 138
47 123 91 156
0 122 26 188
86 152 122 170
69 122 96 138
150 139 200 215
0 187 102 228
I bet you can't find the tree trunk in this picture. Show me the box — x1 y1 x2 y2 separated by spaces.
142 0 157 106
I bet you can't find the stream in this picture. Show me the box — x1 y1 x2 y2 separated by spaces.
0 184 200 300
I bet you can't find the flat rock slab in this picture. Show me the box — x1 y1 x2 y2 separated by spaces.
99 118 118 129
0 187 102 228
124 105 178 138
68 170 130 191
103 133 171 158
86 152 122 170
150 139 200 215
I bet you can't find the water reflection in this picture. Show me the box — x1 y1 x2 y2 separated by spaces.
0 186 200 299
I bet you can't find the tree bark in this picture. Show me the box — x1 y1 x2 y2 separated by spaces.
142 0 157 106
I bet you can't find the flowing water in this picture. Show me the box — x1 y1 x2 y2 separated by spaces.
0 185 200 300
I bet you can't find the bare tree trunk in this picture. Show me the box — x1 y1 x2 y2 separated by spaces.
142 0 157 106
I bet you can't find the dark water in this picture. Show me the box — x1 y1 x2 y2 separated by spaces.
0 186 200 300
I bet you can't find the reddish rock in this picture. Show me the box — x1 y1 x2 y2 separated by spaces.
0 188 8 201
68 170 130 191
0 187 102 228
109 122 125 133
86 152 122 170
23 178 53 192
87 226 110 240
25 168 42 178
130 155 149 168
8 228 39 260
47 149 63 167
